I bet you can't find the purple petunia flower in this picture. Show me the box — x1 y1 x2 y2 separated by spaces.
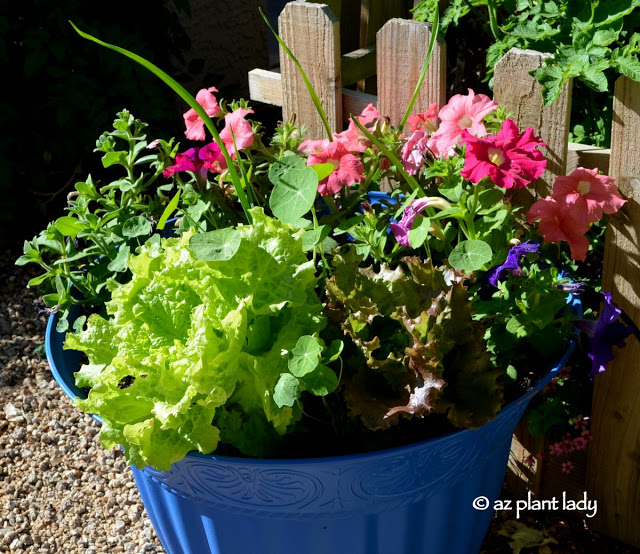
479 241 539 299
390 197 450 247
572 292 633 377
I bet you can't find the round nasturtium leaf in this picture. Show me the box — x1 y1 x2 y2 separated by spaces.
268 157 318 224
448 239 493 273
189 229 242 261
288 335 322 377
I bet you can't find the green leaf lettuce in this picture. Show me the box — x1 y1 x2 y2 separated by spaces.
64 208 326 469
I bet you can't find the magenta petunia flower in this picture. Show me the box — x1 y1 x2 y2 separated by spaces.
461 119 547 189
572 292 633 377
163 143 226 185
307 141 365 196
427 89 498 157
220 107 255 158
183 87 220 141
526 196 591 261
390 197 450 247
552 166 626 225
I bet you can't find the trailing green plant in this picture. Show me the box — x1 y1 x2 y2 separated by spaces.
15 111 180 332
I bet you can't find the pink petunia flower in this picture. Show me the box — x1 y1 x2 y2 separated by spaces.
184 87 221 141
461 119 547 189
219 108 255 158
401 130 430 175
428 89 498 157
298 138 330 155
526 196 591 261
300 104 382 155
552 166 626 224
307 141 365 196
407 102 439 133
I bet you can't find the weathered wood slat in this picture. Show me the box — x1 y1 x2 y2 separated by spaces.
248 69 283 106
588 75 640 549
248 69 376 124
343 89 377 119
376 18 446 129
566 142 611 175
279 2 342 139
341 45 377 86
493 48 572 205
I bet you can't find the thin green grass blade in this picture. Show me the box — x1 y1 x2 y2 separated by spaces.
399 8 440 130
258 7 334 141
69 21 253 224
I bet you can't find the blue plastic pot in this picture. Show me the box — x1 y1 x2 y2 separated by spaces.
46 310 575 554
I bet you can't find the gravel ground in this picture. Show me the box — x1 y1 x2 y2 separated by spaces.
1 250 639 554
0 254 163 553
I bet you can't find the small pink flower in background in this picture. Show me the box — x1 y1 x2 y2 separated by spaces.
572 435 590 451
548 441 566 457
407 102 439 133
561 461 575 475
220 108 255 157
428 89 498 157
307 141 365 196
526 196 591 261
573 414 589 431
401 130 430 175
461 119 546 189
146 139 161 150
184 87 220 141
552 167 626 224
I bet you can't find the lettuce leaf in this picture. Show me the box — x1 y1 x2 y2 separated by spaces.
325 247 503 431
64 208 326 469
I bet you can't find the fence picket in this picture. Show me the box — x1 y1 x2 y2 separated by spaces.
279 2 342 139
588 75 640 548
376 18 446 129
493 48 572 205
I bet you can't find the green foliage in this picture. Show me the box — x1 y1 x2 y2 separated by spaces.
413 0 640 146
472 258 575 379
16 111 180 332
65 208 330 468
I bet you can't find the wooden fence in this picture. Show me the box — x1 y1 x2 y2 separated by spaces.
248 1 640 547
